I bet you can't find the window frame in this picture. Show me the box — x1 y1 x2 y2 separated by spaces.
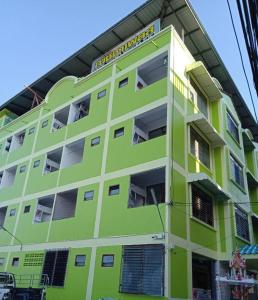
19 165 26 173
23 205 30 214
189 78 209 120
0 258 5 266
114 127 124 138
226 110 240 144
91 136 100 147
97 89 106 99
33 160 40 168
9 209 16 217
229 153 245 191
191 185 215 228
118 78 128 88
84 190 94 201
12 257 19 267
189 126 211 169
75 255 86 267
235 205 250 242
41 120 48 128
28 127 35 135
101 254 114 267
108 185 120 196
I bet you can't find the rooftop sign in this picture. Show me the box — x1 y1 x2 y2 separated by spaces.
92 19 160 71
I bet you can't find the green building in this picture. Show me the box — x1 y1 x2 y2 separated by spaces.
0 1 258 299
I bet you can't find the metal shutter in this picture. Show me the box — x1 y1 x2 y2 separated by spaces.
120 244 164 296
42 250 69 287
52 250 69 287
42 251 56 285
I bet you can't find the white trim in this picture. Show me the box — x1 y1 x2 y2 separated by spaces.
86 63 116 300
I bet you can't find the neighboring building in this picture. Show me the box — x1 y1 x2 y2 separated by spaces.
0 1 258 299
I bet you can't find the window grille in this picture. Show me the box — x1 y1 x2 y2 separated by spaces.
235 206 250 241
192 186 214 226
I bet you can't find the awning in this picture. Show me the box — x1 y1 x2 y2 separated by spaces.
246 170 258 187
242 129 255 150
240 245 258 255
186 61 222 101
187 113 226 147
188 173 231 201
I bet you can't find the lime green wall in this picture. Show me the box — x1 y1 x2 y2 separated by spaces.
0 24 256 300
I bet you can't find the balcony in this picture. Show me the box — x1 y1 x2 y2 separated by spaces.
187 113 225 148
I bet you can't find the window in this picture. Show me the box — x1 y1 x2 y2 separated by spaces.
61 139 84 169
0 258 5 266
44 148 63 174
75 255 86 266
52 189 78 221
9 209 16 217
1 166 17 188
12 257 19 267
84 190 94 201
20 165 26 173
136 52 168 90
29 127 35 135
52 106 70 132
101 254 114 267
192 186 214 227
119 78 128 88
33 160 40 168
114 127 124 138
0 207 7 226
108 185 120 196
4 137 12 152
235 206 250 241
91 136 100 146
190 127 210 168
24 205 30 214
34 196 54 223
227 111 239 143
230 154 244 189
120 244 164 296
10 130 25 152
133 105 167 144
69 94 91 123
42 250 69 287
41 120 48 128
97 89 106 99
190 78 208 118
128 168 165 208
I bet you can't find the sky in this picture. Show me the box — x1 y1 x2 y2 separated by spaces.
0 0 257 119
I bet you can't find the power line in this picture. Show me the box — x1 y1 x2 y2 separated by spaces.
226 0 258 122
236 0 258 96
172 200 258 206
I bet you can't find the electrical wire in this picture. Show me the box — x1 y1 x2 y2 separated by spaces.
226 0 258 122
236 0 258 96
171 200 258 206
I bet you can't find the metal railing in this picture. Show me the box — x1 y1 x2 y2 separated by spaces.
14 274 49 288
